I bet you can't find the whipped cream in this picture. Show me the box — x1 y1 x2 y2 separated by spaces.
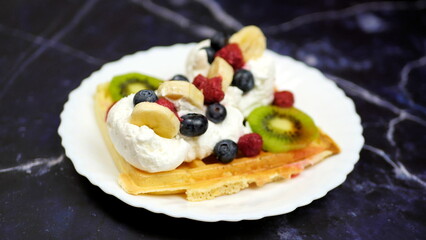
180 104 247 161
185 39 211 82
107 94 247 173
107 96 190 173
235 55 275 116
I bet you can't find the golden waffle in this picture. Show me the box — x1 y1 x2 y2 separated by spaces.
94 82 340 201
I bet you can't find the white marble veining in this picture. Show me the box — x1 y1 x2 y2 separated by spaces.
0 154 64 176
131 0 216 38
364 145 426 187
0 24 105 66
399 55 426 111
386 112 407 146
132 0 244 37
0 0 100 101
325 74 402 114
263 0 426 34
356 13 387 33
194 0 243 30
328 73 425 186
277 226 303 240
326 74 426 125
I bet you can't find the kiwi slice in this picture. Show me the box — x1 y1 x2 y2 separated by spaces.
247 106 319 152
108 73 163 101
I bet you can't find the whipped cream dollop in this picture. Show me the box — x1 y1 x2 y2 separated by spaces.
107 96 190 173
107 94 247 173
186 41 275 117
178 101 247 161
222 55 275 116
186 39 211 81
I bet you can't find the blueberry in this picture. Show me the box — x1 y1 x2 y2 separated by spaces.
232 69 255 93
133 90 158 105
210 32 229 51
214 139 238 163
206 103 227 123
202 47 216 64
180 113 208 137
171 74 189 81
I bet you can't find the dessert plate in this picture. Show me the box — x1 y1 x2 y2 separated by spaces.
58 43 363 222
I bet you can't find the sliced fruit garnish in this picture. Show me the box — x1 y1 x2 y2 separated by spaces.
247 106 319 152
130 102 180 139
207 57 234 91
193 74 224 104
156 81 204 109
273 91 295 108
214 44 244 70
109 73 163 101
229 25 266 62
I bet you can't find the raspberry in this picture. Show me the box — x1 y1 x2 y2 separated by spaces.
238 133 263 157
193 74 224 104
156 97 182 121
273 91 294 108
215 43 244 70
193 74 208 89
209 76 222 89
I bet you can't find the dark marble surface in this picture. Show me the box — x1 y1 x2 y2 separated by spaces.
1 0 425 239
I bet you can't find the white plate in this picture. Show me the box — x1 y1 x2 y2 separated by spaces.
58 43 364 222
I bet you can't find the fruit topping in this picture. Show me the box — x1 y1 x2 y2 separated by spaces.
207 57 234 91
130 102 180 139
180 113 208 137
232 69 255 93
171 74 189 81
133 90 158 106
213 139 238 163
156 81 204 109
206 103 227 123
202 47 216 64
193 74 224 104
210 32 229 51
229 25 266 62
237 133 263 157
215 43 245 70
156 97 181 121
109 73 163 101
247 106 319 153
273 91 294 108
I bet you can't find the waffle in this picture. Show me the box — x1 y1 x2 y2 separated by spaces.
94 82 340 201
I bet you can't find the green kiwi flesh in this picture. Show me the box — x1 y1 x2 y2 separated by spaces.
247 106 319 152
109 73 163 101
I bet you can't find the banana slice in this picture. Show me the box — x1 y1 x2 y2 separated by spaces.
207 57 234 91
229 25 266 61
157 81 204 109
130 102 180 139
